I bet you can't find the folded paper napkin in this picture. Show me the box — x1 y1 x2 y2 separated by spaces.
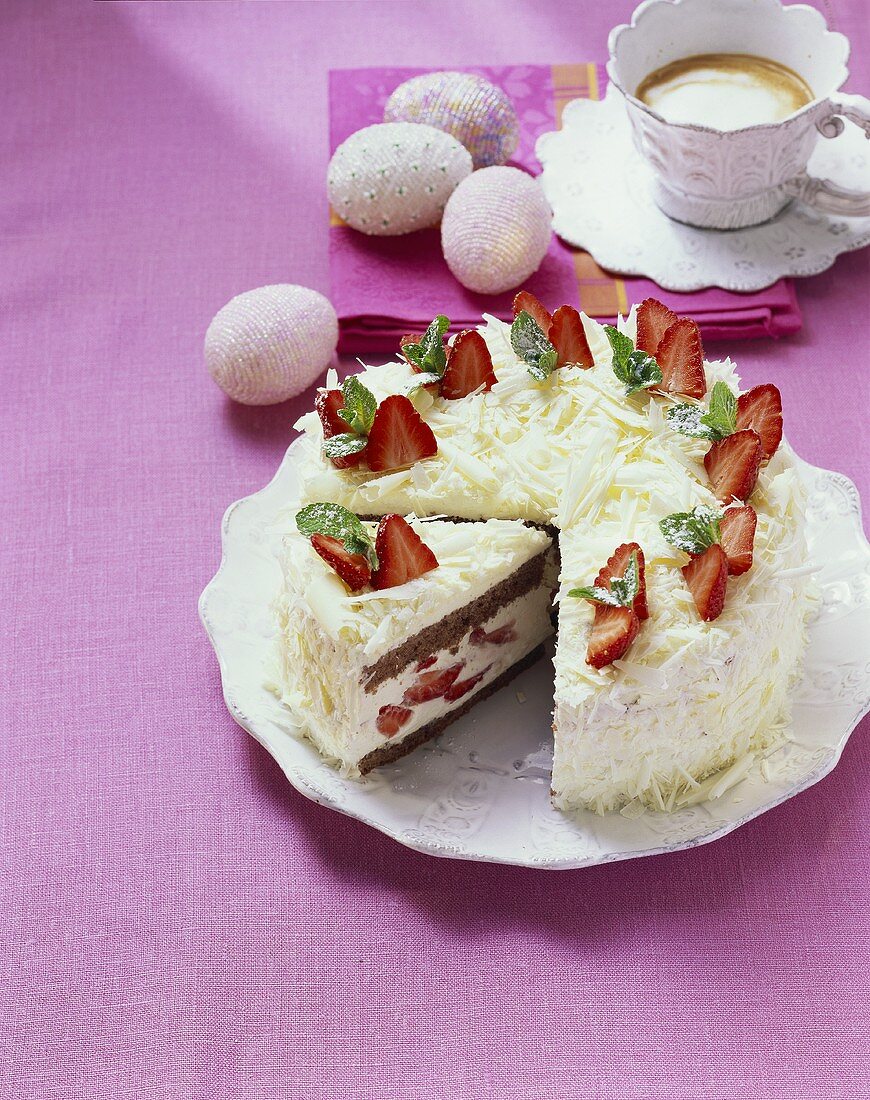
329 64 801 354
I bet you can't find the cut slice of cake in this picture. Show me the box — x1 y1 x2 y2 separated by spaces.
276 512 556 775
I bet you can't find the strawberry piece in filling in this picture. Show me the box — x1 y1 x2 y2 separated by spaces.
376 705 413 737
471 620 517 646
402 662 464 705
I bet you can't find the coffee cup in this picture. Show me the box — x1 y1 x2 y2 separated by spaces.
607 0 870 229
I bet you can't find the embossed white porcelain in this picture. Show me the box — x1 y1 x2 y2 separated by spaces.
199 440 870 868
536 91 870 292
607 0 870 228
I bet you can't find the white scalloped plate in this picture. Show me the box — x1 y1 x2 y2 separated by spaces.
536 90 870 292
199 441 870 868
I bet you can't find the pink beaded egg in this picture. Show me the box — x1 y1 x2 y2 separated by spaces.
205 285 338 405
384 71 519 170
441 167 553 295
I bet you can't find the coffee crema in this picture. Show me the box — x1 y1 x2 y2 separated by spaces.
635 53 814 130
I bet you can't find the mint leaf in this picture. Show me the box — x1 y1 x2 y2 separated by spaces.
603 325 634 366
401 315 449 377
667 381 737 442
610 551 639 606
666 403 719 441
405 372 442 395
511 310 558 381
322 433 369 459
567 585 623 607
337 376 377 436
701 380 737 438
604 325 662 395
659 505 722 555
295 503 378 569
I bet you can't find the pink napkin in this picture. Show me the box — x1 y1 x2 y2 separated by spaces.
329 64 802 353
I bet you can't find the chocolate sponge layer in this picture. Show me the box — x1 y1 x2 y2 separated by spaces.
361 544 554 692
358 643 546 775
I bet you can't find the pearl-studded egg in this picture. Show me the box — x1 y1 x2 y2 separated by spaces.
384 71 519 170
205 285 338 405
327 122 472 236
441 167 553 295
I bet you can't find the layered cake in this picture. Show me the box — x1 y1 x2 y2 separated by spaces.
277 512 556 773
280 295 813 813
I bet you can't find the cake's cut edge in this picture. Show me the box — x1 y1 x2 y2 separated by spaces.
363 546 550 690
358 642 546 774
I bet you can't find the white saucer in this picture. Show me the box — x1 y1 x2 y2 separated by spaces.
536 90 870 292
199 440 870 869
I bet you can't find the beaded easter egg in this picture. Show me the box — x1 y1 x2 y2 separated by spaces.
205 285 338 406
441 167 553 295
327 122 472 236
384 71 519 170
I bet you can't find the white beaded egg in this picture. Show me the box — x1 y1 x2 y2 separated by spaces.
205 285 338 405
441 167 553 295
327 122 472 236
384 71 519 170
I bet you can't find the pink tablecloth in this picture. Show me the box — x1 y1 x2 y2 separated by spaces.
2 3 868 1097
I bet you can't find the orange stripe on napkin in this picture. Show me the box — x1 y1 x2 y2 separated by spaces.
572 253 629 318
551 62 625 317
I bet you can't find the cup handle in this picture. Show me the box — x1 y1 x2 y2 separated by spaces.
783 93 870 217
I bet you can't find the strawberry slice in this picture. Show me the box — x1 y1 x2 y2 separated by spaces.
315 388 365 469
310 533 371 593
655 318 707 399
366 394 438 472
736 383 783 460
403 662 464 705
682 543 728 621
440 330 497 399
376 704 413 737
594 541 649 621
512 290 552 334
719 505 757 576
443 665 491 703
416 654 437 672
372 514 439 590
549 305 594 369
586 605 640 670
635 297 678 356
704 428 764 503
471 620 517 646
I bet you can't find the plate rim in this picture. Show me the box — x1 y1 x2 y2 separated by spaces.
199 441 870 869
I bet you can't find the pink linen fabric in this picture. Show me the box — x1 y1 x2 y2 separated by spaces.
1 2 868 1098
329 64 802 352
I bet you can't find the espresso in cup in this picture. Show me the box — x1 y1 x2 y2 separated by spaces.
636 53 814 130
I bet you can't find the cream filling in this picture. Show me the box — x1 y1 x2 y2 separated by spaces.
279 585 554 772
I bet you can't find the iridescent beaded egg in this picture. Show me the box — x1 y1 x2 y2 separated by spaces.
441 167 553 295
327 122 472 236
384 71 519 170
205 285 338 405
